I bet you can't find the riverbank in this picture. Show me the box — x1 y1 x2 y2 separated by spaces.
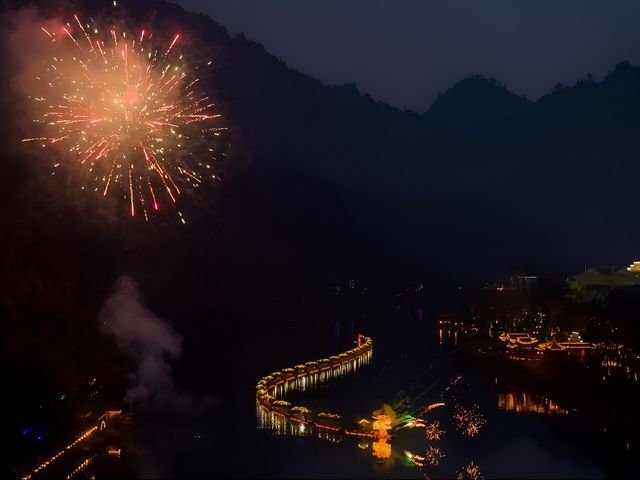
455 334 640 478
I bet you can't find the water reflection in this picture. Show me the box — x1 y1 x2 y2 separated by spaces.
400 379 489 478
372 438 392 460
65 454 97 479
438 327 459 346
497 332 640 383
498 392 568 416
254 335 478 470
251 305 613 478
255 335 374 438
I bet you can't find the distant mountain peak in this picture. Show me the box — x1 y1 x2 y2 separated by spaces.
453 75 508 89
425 75 532 127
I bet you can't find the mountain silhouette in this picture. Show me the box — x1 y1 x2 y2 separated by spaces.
3 0 640 313
426 75 533 127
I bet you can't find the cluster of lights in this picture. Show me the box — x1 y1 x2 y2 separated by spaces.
317 430 343 444
499 332 597 359
627 261 640 272
21 409 124 479
255 334 374 439
505 334 640 384
438 327 459 346
65 455 96 480
22 426 98 479
498 392 568 416
397 379 489 477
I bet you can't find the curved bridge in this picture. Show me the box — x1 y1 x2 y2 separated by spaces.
255 334 379 439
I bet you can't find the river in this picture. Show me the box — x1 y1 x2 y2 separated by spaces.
36 289 640 478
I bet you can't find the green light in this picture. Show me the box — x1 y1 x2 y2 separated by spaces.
399 414 416 424
401 456 415 467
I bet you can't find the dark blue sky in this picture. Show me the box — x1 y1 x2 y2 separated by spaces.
175 0 640 111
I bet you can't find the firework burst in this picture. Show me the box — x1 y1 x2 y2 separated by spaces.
23 14 226 221
425 420 445 441
425 446 445 466
456 461 483 480
453 405 486 437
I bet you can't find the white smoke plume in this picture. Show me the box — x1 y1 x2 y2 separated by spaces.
99 275 214 414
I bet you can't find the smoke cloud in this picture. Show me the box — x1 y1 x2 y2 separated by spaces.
99 275 214 414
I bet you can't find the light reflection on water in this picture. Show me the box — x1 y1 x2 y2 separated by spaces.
498 391 568 416
253 318 610 478
256 404 313 436
438 327 459 346
272 351 373 396
256 349 373 435
107 306 621 478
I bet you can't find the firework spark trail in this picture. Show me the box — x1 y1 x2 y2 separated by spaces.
403 451 425 468
422 402 445 415
23 14 226 220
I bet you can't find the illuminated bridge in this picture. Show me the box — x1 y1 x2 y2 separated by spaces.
255 333 380 439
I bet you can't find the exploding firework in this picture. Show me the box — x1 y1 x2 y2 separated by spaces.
23 14 226 221
456 461 483 480
425 420 445 441
425 445 445 466
453 405 486 437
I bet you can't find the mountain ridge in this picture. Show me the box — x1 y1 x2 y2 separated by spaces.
4 0 640 282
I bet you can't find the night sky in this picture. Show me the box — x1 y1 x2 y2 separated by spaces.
176 0 640 111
